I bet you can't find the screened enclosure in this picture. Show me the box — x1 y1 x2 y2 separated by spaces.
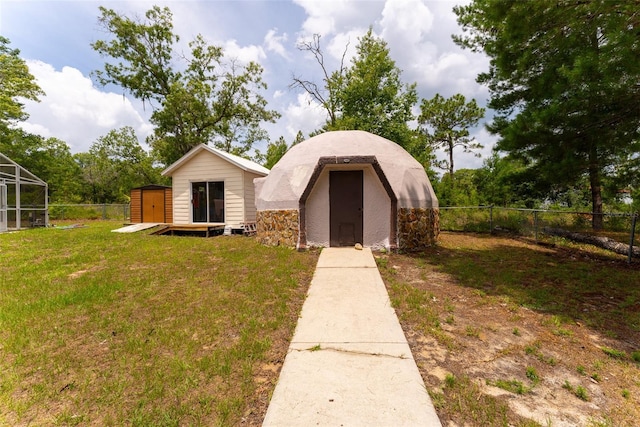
0 153 48 231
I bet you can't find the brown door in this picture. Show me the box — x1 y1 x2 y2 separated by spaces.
142 190 166 222
330 170 363 247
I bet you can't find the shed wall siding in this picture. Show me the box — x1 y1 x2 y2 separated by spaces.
164 188 173 223
171 150 245 226
130 189 142 223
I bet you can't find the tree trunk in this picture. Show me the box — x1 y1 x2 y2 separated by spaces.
587 29 604 231
588 146 604 230
545 227 640 256
448 139 455 180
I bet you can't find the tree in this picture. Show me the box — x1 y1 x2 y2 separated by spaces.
454 0 640 229
264 136 288 170
0 130 82 202
291 35 347 128
333 29 419 150
474 153 538 208
0 37 44 131
78 127 163 203
418 93 485 179
434 169 480 206
291 29 426 158
91 6 278 166
263 131 305 169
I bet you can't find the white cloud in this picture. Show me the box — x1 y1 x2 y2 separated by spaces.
326 28 365 64
380 0 434 45
282 92 326 139
375 0 487 99
293 0 383 38
20 60 153 153
264 29 290 60
222 40 266 64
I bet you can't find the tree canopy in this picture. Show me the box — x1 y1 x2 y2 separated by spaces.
419 93 485 178
0 36 44 131
91 6 278 166
454 0 640 228
78 127 163 203
261 131 305 170
0 130 81 202
292 29 434 172
332 29 418 149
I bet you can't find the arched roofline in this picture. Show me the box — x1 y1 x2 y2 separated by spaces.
298 155 398 250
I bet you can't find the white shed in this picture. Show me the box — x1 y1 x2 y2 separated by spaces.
162 144 269 229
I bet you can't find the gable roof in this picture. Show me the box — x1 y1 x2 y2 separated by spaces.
162 144 269 177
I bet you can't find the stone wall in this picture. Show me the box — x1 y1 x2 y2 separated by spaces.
397 208 440 251
256 210 299 248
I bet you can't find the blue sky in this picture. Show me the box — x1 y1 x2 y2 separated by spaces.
1 0 494 169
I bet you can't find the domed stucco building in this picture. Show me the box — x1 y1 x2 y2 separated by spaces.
254 130 439 251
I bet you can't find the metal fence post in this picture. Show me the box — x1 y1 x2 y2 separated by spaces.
102 204 107 220
534 210 539 241
629 213 638 264
489 205 494 234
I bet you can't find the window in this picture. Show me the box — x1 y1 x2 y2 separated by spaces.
192 181 224 223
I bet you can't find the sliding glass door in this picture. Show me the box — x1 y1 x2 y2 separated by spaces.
192 181 224 223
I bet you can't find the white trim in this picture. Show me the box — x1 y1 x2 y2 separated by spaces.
162 144 269 177
190 179 226 224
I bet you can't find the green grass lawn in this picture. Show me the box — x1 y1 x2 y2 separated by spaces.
0 222 318 426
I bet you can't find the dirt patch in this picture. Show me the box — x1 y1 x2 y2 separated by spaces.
380 232 640 427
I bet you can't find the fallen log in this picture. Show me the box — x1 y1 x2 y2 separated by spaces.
544 227 640 256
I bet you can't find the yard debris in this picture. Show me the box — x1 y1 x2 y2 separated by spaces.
54 223 87 230
544 227 639 257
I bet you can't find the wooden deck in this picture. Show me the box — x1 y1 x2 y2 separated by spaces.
151 223 226 237
149 222 257 238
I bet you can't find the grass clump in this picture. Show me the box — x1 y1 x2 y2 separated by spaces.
525 366 540 385
575 385 589 401
524 341 557 366
465 326 481 338
444 373 456 388
489 379 529 395
563 381 590 401
601 346 627 360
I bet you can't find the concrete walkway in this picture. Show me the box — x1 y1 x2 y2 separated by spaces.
263 247 442 426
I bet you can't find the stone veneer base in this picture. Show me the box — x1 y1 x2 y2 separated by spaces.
257 208 439 251
256 210 300 247
397 208 440 251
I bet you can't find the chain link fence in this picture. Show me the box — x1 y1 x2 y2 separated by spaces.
49 204 130 221
440 206 639 263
